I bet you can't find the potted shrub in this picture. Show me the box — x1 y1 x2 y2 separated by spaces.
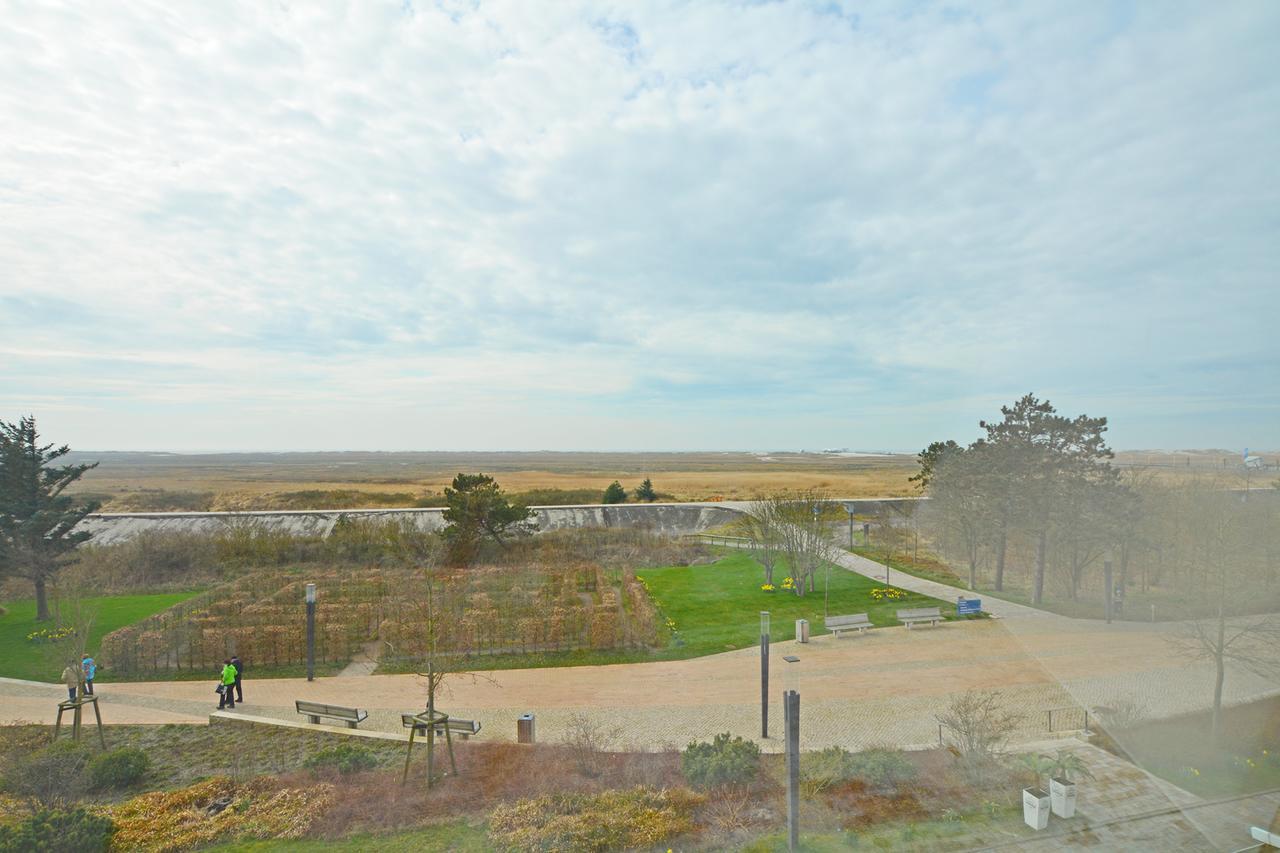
1018 753 1053 830
1047 749 1094 819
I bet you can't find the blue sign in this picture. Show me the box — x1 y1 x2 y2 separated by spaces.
957 598 982 615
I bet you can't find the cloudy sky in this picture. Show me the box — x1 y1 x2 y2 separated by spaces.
2 1 1277 452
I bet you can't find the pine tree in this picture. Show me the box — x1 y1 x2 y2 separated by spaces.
602 481 627 504
634 477 657 502
0 416 99 620
440 473 533 566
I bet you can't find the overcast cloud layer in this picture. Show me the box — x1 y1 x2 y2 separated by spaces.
2 1 1277 451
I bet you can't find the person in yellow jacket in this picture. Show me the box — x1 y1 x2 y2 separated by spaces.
61 660 82 703
217 659 237 709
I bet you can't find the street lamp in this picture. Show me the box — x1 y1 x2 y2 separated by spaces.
305 583 317 682
760 611 770 738
782 654 801 852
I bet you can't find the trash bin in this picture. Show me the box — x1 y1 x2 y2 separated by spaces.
795 619 809 644
517 713 535 744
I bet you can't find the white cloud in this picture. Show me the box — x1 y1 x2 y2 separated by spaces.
1 0 1277 450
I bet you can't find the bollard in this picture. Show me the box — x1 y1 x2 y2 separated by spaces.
795 619 809 644
517 713 535 744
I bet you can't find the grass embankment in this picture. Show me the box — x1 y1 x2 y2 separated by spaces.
0 592 201 682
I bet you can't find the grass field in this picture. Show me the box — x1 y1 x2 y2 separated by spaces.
0 592 201 682
641 551 957 653
63 449 921 510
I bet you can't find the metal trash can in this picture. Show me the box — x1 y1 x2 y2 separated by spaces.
517 713 535 744
795 619 809 644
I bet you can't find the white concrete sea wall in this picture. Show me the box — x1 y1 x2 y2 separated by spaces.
75 502 747 546
75 498 926 546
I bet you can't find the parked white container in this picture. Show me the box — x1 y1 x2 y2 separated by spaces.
1023 788 1050 830
1050 777 1077 818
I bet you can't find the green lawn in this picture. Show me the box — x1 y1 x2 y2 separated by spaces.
640 550 957 655
0 591 201 682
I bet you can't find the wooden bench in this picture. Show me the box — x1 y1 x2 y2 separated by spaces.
824 613 871 637
296 700 368 729
400 714 482 740
897 607 943 629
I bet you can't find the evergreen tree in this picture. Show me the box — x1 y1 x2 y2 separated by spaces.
634 477 657 502
0 417 99 621
440 473 533 566
602 481 627 504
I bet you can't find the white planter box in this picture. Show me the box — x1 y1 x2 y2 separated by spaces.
1050 777 1077 818
1023 787 1050 830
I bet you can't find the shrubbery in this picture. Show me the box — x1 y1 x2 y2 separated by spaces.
801 747 917 795
0 807 115 853
1 740 92 808
681 733 760 788
88 747 151 791
488 786 702 852
302 743 378 776
846 748 917 793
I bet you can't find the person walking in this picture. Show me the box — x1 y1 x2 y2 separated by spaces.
230 655 244 704
217 659 237 710
81 654 96 695
60 661 82 703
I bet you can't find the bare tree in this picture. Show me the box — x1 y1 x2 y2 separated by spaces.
741 495 785 586
1166 482 1280 742
774 490 837 597
935 689 1022 780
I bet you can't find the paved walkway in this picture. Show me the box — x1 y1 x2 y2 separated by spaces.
3 617 1276 756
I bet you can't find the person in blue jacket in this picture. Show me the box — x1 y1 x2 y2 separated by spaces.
81 654 96 695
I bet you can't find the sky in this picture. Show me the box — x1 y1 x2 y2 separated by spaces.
2 1 1278 452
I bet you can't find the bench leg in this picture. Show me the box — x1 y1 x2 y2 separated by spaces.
308 715 320 725
347 721 358 729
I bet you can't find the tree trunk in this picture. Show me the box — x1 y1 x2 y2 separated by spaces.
1211 652 1225 745
34 576 50 622
1033 530 1047 605
968 541 977 591
994 530 1007 591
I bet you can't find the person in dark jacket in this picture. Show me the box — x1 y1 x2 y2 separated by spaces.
230 655 244 703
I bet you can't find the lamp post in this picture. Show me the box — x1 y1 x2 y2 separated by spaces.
760 611 770 738
782 654 801 852
305 583 317 682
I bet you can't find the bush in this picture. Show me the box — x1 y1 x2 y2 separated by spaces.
302 743 378 776
0 808 115 853
801 747 854 795
87 747 150 791
681 733 760 788
1 740 91 808
846 748 918 793
489 787 702 852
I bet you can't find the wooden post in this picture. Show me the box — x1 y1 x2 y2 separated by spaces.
401 724 417 785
